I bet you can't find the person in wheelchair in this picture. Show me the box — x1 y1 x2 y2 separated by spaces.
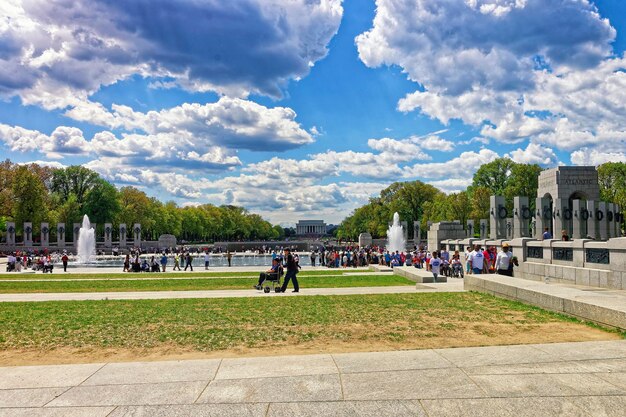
451 253 464 278
254 258 282 290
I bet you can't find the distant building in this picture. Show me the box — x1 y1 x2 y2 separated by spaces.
295 220 327 236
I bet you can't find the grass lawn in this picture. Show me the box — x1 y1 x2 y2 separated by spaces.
0 292 621 365
0 274 412 293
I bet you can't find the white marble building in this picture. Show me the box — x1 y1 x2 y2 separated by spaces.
296 220 327 236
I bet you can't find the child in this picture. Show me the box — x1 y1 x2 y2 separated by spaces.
429 251 441 282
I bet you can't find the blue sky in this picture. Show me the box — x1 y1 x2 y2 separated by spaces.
1 0 625 225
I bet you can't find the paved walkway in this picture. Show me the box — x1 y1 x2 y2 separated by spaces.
1 340 625 416
0 281 465 303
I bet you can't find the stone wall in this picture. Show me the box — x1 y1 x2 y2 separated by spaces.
452 237 626 290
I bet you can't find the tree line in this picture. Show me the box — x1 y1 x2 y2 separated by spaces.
337 159 625 240
0 160 285 242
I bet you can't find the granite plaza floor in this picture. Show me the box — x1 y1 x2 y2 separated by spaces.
1 340 625 416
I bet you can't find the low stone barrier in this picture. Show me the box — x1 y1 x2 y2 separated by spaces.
465 274 626 330
393 266 447 283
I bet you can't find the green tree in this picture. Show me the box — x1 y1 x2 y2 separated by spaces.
12 165 48 231
471 158 515 195
50 166 100 210
83 179 121 225
598 162 626 230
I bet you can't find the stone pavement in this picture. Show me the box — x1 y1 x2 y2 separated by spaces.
0 281 465 303
1 340 625 416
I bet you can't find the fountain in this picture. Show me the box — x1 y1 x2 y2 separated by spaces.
386 212 406 253
76 214 96 263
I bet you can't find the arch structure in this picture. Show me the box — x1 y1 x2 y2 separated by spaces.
537 167 600 238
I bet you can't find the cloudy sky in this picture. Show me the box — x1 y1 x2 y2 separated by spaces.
1 0 625 225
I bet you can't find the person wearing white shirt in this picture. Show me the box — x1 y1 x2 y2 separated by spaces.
464 247 472 274
468 245 485 274
429 251 442 282
495 243 514 276
204 252 211 270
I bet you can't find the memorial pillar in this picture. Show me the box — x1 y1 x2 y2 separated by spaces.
506 218 513 240
513 196 530 238
6 222 15 246
572 200 583 240
413 221 421 241
73 223 81 248
400 221 408 242
489 196 506 239
597 202 608 241
553 198 566 239
119 224 127 248
41 223 49 248
133 223 141 248
612 204 620 238
91 223 97 244
534 197 549 239
23 222 33 247
466 220 474 238
607 203 615 238
586 201 598 240
479 219 488 239
104 223 112 248
57 223 65 248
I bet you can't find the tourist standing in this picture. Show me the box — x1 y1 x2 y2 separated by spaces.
61 251 69 272
464 247 472 275
542 227 553 240
280 248 299 293
123 254 130 272
495 243 513 276
204 251 210 270
468 245 485 274
430 251 442 282
184 252 193 271
173 253 181 271
310 251 316 267
227 251 232 267
160 253 168 272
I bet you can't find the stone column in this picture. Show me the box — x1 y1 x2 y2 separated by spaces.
23 222 33 247
6 222 15 246
597 202 608 241
133 223 141 247
73 223 81 247
479 219 488 239
535 197 548 239
616 205 622 237
40 223 50 248
489 195 506 239
413 221 421 241
466 220 474 238
572 199 584 240
57 223 66 248
610 204 619 237
104 223 113 248
400 221 408 242
91 223 97 244
586 201 598 240
119 224 127 248
513 196 530 238
553 198 566 240
506 218 513 239
607 203 615 238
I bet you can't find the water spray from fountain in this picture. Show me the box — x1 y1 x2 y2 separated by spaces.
76 214 96 263
386 212 406 253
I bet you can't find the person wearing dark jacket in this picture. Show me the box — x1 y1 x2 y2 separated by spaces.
280 248 300 293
